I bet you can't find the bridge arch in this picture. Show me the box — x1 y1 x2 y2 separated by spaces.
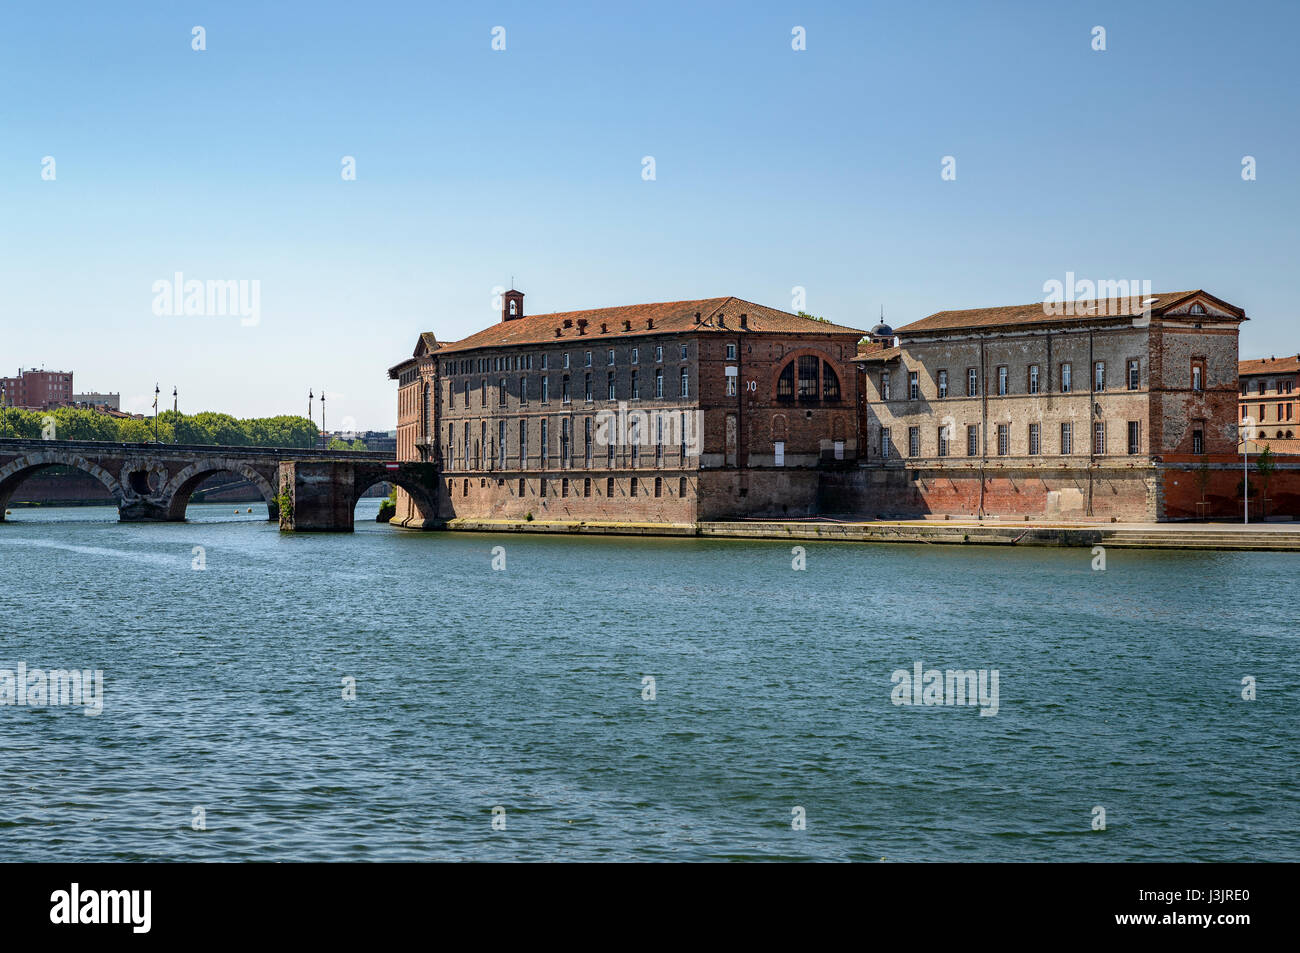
163 460 279 521
0 450 124 518
350 463 439 529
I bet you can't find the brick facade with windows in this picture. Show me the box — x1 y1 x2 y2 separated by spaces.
387 291 863 525
840 290 1248 520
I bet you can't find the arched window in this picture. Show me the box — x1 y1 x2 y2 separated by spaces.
777 362 795 401
509 300 518 316
1189 303 1206 314
776 357 841 402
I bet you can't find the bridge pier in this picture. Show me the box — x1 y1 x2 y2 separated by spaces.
278 460 440 532
118 498 172 522
278 461 357 532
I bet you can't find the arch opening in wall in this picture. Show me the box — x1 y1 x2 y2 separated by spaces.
774 355 842 403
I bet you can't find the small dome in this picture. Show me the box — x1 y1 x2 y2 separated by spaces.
871 322 894 337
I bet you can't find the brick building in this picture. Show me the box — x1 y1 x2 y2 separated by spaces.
1 368 74 411
387 291 863 525
831 290 1248 521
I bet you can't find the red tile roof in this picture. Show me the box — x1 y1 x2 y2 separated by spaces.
1240 354 1300 376
896 290 1244 335
429 297 863 354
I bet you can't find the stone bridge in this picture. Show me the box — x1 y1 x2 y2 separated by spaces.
0 438 440 531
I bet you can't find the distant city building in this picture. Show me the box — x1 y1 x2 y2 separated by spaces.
1238 354 1299 452
1 368 74 410
73 392 121 411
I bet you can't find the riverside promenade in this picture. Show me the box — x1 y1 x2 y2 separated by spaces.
428 516 1300 552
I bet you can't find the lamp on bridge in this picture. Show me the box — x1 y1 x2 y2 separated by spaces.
308 389 314 449
153 383 161 443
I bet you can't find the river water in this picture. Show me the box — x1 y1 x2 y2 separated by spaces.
1 501 1296 861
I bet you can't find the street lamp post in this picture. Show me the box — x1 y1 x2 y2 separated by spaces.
1243 436 1250 525
154 383 161 443
308 389 314 449
172 386 178 443
321 390 326 447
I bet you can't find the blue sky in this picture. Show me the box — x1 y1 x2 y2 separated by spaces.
2 1 1297 429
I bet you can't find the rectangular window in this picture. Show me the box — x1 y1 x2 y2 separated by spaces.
1028 365 1040 394
499 378 506 406
540 478 546 497
498 420 507 469
585 374 592 402
562 375 571 404
654 476 662 498
1192 428 1204 454
881 427 891 460
1127 420 1140 455
519 420 526 467
630 477 638 496
585 417 592 465
1093 421 1106 455
937 369 948 398
631 371 639 400
997 366 1008 396
908 371 919 400
655 346 663 363
1028 423 1040 455
655 369 664 398
584 351 592 367
726 343 736 360
542 354 548 370
583 477 591 497
1061 422 1073 455
481 378 487 406
680 370 690 397
606 476 614 497
632 347 639 364
997 423 1009 455
563 352 570 369
967 368 978 397
726 376 737 396
541 376 549 403
1192 360 1205 392
881 371 891 400
520 376 528 404
680 344 688 360
937 427 949 457
1094 361 1105 391
679 476 687 497
1061 363 1072 393
608 349 615 366
774 441 784 466
908 426 920 457
561 478 569 498
966 425 978 457
1128 359 1140 390
541 419 549 465
608 372 616 401
518 477 526 496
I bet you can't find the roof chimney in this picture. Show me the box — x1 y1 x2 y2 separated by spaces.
502 289 525 322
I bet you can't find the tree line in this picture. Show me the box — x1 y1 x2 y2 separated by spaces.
0 407 354 448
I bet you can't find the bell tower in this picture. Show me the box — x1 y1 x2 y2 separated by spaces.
502 289 524 322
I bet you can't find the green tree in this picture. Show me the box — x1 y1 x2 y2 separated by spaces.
1256 446 1276 520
